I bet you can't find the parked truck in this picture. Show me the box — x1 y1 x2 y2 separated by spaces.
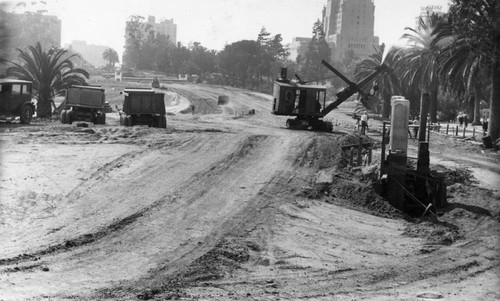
119 88 166 128
61 85 106 124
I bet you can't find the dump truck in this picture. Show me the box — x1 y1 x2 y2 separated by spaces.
61 85 106 124
119 88 166 128
272 60 388 132
0 79 35 124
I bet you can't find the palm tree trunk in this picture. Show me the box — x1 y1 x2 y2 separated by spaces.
468 95 475 122
37 97 52 118
430 85 438 123
489 9 500 141
472 90 481 125
382 97 390 119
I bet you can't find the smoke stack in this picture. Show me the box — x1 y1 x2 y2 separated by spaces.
280 68 287 81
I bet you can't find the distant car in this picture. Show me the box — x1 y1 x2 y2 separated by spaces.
0 79 35 124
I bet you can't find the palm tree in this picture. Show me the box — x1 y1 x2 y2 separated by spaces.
353 43 402 118
5 42 89 117
395 13 449 123
102 48 119 68
0 5 10 65
437 33 491 125
445 0 499 142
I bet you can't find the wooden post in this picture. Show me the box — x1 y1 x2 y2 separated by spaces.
417 142 430 174
446 124 449 135
427 120 431 142
462 126 466 138
387 153 407 211
419 93 430 142
455 126 459 136
349 147 354 166
357 137 363 166
380 122 387 177
368 148 372 164
473 127 476 138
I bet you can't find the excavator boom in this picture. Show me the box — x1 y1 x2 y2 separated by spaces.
320 60 389 116
272 59 389 132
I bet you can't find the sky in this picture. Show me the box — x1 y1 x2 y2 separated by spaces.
3 0 450 58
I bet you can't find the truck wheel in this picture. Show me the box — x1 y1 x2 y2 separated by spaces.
323 121 333 132
160 116 167 128
60 110 67 124
94 113 101 125
154 116 162 128
125 116 132 127
20 105 33 124
101 113 106 125
67 111 74 124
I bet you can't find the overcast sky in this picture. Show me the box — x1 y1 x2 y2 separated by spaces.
3 0 450 57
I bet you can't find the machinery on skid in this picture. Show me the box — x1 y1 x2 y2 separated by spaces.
272 59 388 132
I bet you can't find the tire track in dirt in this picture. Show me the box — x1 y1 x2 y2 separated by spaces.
0 130 312 300
168 87 221 114
0 132 224 261
3 84 499 300
95 131 314 299
64 149 148 199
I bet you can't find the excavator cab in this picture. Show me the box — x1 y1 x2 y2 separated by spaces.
272 81 326 117
272 61 388 132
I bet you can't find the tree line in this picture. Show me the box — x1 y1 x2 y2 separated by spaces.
122 15 289 91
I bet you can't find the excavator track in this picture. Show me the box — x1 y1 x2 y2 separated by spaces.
285 118 333 132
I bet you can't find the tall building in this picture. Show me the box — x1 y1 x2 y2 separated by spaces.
5 12 61 54
287 0 379 63
124 16 177 68
323 0 379 62
415 5 445 30
126 16 177 45
287 37 312 61
147 16 177 44
67 41 109 68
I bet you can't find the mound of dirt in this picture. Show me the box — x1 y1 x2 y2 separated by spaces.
293 133 405 219
321 175 406 219
129 237 253 300
180 238 251 283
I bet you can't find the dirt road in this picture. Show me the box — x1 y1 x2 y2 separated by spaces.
0 83 498 300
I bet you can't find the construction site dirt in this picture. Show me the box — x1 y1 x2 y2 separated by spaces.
0 83 499 300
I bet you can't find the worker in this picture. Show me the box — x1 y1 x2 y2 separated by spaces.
360 112 368 135
353 113 360 126
482 117 489 134
412 116 419 139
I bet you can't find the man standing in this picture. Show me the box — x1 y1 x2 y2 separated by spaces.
361 112 368 135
